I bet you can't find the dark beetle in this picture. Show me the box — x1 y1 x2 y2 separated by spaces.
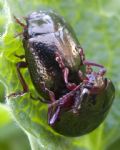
9 11 115 137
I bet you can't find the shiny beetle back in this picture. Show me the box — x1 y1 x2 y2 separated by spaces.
23 11 83 99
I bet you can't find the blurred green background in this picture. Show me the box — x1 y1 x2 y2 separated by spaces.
0 0 120 150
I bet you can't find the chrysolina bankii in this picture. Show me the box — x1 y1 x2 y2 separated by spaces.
8 10 115 137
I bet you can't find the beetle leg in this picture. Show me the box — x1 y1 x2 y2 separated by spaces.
78 47 106 76
48 85 80 125
48 105 61 125
83 60 106 76
13 16 26 28
79 60 107 95
48 94 71 125
8 61 29 98
47 89 56 102
30 82 56 103
63 67 77 90
55 52 77 90
40 82 56 102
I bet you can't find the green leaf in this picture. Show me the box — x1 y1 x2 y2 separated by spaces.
0 0 119 150
0 122 30 150
0 105 11 127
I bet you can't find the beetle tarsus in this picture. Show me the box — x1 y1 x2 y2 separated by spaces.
7 91 27 99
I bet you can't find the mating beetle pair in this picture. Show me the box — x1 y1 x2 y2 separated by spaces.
8 11 115 137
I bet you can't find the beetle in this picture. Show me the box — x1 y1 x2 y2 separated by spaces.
8 10 115 137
